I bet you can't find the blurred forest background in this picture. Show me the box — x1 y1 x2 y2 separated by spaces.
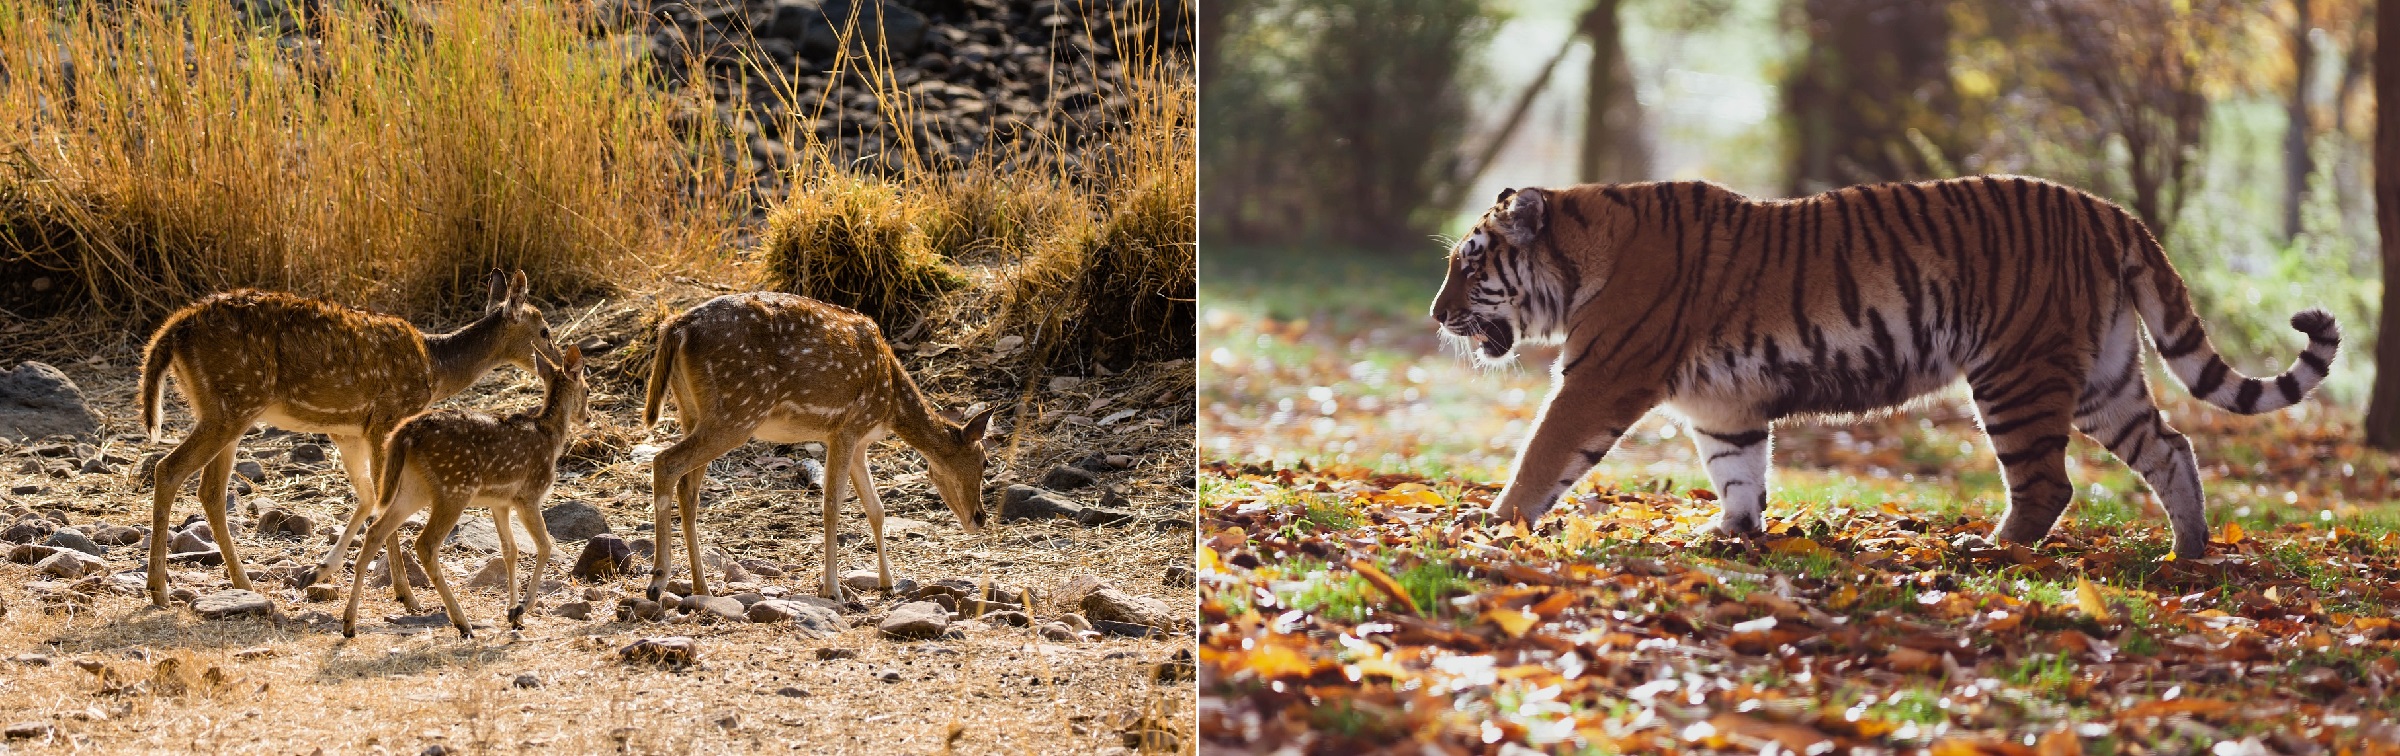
1201 0 2400 452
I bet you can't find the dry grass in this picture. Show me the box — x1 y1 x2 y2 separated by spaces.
761 170 967 325
0 0 735 322
0 285 1196 753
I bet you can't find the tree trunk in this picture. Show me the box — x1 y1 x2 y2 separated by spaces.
2365 0 2400 449
2284 0 2315 241
1782 0 1956 195
1578 0 1646 184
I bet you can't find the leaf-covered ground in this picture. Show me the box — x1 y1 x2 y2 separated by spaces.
1198 248 2400 754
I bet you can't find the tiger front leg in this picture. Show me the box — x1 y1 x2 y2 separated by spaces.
1690 426 1772 537
1489 383 1658 525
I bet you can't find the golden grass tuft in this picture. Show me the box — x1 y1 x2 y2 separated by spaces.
761 169 967 325
0 0 733 322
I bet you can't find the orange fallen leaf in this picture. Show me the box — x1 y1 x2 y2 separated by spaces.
1482 608 1538 638
1769 538 1823 556
1347 559 1420 615
2220 521 2245 544
2075 577 2114 623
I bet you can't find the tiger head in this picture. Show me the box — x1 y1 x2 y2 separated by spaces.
1431 187 1572 365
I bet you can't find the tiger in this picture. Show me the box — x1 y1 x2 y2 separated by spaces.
1428 176 2340 558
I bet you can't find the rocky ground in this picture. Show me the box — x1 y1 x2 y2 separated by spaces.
0 283 1196 754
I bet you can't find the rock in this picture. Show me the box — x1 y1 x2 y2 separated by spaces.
1000 484 1082 523
1037 622 1080 642
465 556 513 589
192 590 276 620
729 592 766 608
627 537 655 559
167 547 223 567
12 653 49 666
769 0 930 58
0 362 101 441
787 595 848 615
660 594 683 611
512 674 542 689
666 579 694 596
79 457 114 475
747 599 845 634
572 534 633 580
881 518 932 538
552 601 592 620
8 543 57 564
1074 506 1135 527
33 549 105 579
1165 564 1195 587
1093 619 1165 639
1057 576 1113 607
1104 454 1135 470
876 668 902 682
168 529 211 555
3 720 52 740
1156 648 1195 682
305 585 339 602
877 601 950 640
233 646 276 661
840 569 884 592
984 610 1030 627
814 647 856 660
684 595 748 622
619 636 697 666
44 529 102 556
168 588 198 605
3 517 55 543
367 551 432 589
90 524 143 546
1081 588 1180 630
1040 465 1097 491
234 459 265 482
289 443 326 464
617 598 664 622
542 501 611 541
445 516 504 553
254 511 310 539
775 686 808 697
739 559 785 578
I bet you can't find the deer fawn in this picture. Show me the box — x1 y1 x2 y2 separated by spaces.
341 346 586 638
642 293 996 601
139 271 559 608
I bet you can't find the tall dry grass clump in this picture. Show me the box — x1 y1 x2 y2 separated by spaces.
761 169 965 325
759 1 1194 368
0 1 731 322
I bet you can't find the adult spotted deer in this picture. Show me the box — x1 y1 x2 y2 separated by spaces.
341 346 586 638
642 293 996 601
139 272 560 608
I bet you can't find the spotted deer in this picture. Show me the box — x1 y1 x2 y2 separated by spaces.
641 292 996 601
340 346 586 638
138 272 560 608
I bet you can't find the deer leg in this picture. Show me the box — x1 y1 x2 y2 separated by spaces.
197 440 252 591
646 427 747 600
818 438 854 601
493 503 523 628
513 493 557 628
309 433 381 588
416 497 472 639
850 451 892 591
341 476 426 638
678 466 710 598
147 417 250 607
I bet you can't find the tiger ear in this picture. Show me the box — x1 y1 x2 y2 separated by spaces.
1496 187 1548 247
1496 187 1518 204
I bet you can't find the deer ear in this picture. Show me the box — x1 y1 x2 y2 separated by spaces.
563 344 584 373
959 406 997 445
531 348 559 382
508 270 530 305
1497 188 1549 247
485 269 508 310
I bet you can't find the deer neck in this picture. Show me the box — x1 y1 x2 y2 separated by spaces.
421 311 513 400
881 361 956 457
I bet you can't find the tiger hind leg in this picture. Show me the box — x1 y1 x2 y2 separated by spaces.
1972 369 2080 550
1690 425 1771 536
2074 343 2209 557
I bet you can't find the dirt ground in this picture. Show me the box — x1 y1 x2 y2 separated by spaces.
0 284 1197 754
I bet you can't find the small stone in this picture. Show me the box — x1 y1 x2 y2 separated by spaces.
13 653 51 666
1164 564 1195 587
8 543 57 564
840 570 884 592
1093 619 1164 639
660 594 683 611
627 537 655 559
666 579 694 596
511 674 541 689
4 517 55 543
304 585 339 602
814 647 857 661
3 720 52 740
1082 588 1181 630
985 610 1030 627
444 516 504 554
182 521 216 543
33 549 104 579
289 443 326 464
619 636 697 666
878 601 950 640
234 459 265 481
631 599 664 621
1057 577 1114 606
876 669 902 682
367 551 432 589
168 529 210 554
729 592 765 608
1037 622 1079 642
571 534 633 580
1040 466 1097 491
1058 613 1093 632
79 457 113 475
542 501 611 541
738 559 784 578
90 524 143 546
269 513 312 538
685 595 747 623
191 590 276 620
465 556 513 589
422 745 453 756
1155 648 1195 682
747 600 844 633
1103 454 1134 469
233 646 276 661
169 588 198 605
1000 485 1082 523
552 602 592 620
0 361 101 442
168 547 223 567
774 686 807 697
1074 506 1135 527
